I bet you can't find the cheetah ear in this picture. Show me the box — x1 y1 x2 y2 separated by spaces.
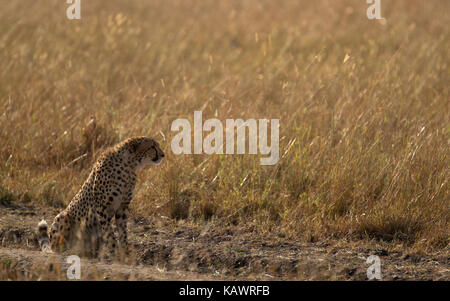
136 140 153 153
127 140 143 153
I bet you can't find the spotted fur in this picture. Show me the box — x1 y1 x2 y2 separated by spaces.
37 136 164 257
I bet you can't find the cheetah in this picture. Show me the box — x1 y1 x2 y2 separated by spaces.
37 136 165 258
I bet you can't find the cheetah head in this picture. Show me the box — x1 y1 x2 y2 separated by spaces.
127 136 165 170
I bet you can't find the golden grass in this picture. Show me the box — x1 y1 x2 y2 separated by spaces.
0 0 448 251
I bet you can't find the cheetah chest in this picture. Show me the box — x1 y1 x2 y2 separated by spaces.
111 197 123 211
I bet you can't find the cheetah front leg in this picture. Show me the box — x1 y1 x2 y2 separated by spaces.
115 205 130 260
97 215 117 260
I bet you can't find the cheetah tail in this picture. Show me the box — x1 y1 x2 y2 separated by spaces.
37 219 51 252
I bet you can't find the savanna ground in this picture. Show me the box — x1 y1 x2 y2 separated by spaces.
0 0 449 280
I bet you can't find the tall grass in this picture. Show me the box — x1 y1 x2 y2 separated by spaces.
0 0 448 251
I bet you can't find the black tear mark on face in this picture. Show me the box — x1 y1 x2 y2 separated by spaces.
151 146 159 162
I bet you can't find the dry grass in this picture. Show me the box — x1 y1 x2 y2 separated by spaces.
0 0 448 252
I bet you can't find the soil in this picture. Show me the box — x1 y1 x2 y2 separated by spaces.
0 204 448 280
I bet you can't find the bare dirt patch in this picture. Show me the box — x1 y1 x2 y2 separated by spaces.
0 205 448 280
